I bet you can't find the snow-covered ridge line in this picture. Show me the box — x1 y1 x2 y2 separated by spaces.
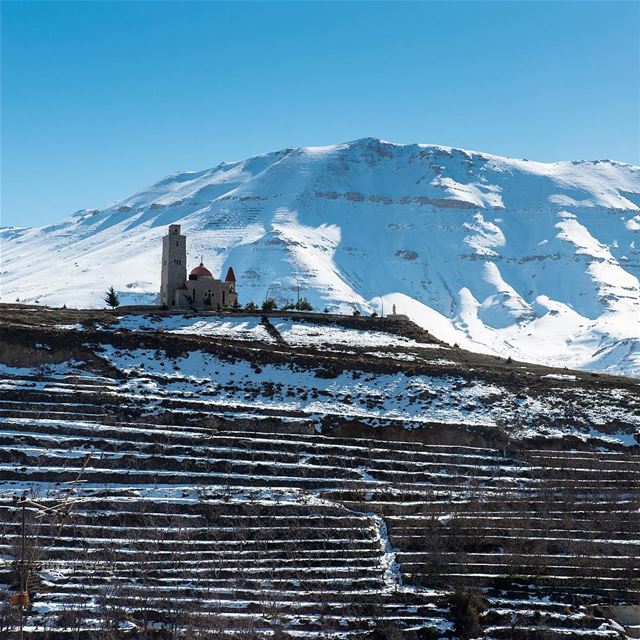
1 135 639 378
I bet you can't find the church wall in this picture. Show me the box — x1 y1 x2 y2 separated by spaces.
183 278 238 310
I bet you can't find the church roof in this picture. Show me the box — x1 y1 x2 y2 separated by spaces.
190 262 213 278
224 267 236 283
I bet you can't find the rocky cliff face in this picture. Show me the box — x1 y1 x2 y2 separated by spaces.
2 138 639 375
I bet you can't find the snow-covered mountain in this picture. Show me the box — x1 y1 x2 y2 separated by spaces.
2 137 639 375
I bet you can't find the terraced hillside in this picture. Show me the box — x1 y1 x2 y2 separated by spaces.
0 304 638 639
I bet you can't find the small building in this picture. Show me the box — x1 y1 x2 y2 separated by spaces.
160 224 238 310
386 303 409 321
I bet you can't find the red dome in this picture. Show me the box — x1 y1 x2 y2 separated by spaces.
225 267 236 283
190 262 213 277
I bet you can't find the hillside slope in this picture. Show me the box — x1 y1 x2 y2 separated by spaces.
0 306 638 638
2 138 639 375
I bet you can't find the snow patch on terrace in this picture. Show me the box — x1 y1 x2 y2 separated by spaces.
96 345 502 428
272 318 436 350
112 314 274 343
0 360 87 378
54 323 84 331
89 345 640 442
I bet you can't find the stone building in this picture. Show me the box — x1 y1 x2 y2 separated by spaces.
160 224 238 310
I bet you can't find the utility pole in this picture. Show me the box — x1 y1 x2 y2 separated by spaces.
264 285 273 309
264 283 281 310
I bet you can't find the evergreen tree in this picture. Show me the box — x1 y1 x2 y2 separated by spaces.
103 286 120 314
295 297 313 311
262 298 278 312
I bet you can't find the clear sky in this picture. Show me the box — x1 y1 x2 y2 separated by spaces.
1 1 639 228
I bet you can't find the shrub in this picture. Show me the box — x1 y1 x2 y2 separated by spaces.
449 589 486 639
315 367 339 379
372 619 404 640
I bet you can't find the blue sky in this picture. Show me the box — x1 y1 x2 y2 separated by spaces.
2 1 638 227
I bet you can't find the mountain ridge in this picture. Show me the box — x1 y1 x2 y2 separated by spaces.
2 137 639 376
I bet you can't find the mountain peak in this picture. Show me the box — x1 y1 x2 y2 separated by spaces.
2 139 639 376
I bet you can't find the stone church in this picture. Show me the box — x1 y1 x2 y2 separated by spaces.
160 224 238 310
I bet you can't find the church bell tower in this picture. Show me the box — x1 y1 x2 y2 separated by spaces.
160 224 187 306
